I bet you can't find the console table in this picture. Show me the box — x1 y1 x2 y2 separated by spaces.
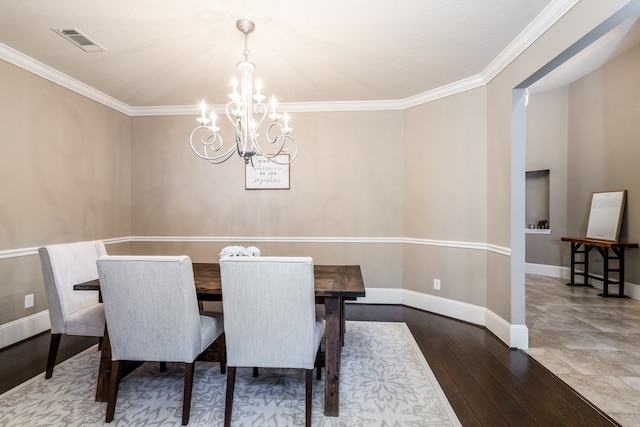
562 237 638 297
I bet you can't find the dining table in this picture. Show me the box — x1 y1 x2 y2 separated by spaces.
75 262 366 417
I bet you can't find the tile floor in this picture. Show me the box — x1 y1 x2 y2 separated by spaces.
525 274 640 426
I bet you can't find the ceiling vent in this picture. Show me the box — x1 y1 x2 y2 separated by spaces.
51 27 106 52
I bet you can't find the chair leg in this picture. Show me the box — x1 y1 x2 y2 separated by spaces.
182 362 195 425
160 361 167 372
305 368 313 427
106 360 123 423
315 348 323 380
219 338 226 375
253 367 259 377
45 334 62 379
224 366 236 427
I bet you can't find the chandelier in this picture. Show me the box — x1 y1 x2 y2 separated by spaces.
190 19 298 166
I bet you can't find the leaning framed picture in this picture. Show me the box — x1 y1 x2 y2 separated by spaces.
585 190 626 241
245 154 290 190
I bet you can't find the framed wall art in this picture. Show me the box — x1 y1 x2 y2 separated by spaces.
245 154 290 190
585 190 626 241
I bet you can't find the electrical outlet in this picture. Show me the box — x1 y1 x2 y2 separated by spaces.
25 294 34 308
433 278 441 290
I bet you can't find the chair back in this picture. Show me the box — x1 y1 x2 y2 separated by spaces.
39 240 107 335
220 256 318 369
96 255 205 363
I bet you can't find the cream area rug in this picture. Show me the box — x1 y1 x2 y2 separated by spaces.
0 321 460 426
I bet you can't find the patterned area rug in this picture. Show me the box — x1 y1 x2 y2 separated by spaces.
0 321 460 426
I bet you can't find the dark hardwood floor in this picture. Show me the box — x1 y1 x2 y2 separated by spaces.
1 304 619 426
346 304 618 427
0 332 99 394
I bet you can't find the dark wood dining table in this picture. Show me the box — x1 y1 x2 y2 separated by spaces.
75 262 366 417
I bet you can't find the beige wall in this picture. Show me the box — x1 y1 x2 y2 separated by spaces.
402 87 488 305
0 60 131 324
129 111 404 289
131 112 403 238
567 41 640 282
0 0 635 344
525 87 569 266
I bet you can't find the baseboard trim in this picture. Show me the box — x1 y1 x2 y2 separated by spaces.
0 310 50 349
485 309 528 349
4 290 528 349
525 262 570 279
525 262 640 301
352 288 526 348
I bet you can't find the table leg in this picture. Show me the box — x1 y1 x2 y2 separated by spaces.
340 297 346 347
617 247 626 297
602 247 610 296
324 297 341 416
584 245 591 285
597 246 628 298
566 243 592 287
567 242 577 285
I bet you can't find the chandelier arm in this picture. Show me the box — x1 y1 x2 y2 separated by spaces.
252 102 268 131
257 135 298 164
251 121 281 157
253 123 298 164
225 103 250 159
189 126 236 164
207 148 236 164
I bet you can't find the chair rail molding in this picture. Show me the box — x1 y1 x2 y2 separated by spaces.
0 236 511 260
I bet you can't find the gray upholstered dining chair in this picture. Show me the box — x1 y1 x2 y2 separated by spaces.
219 256 324 427
96 255 224 426
38 240 107 379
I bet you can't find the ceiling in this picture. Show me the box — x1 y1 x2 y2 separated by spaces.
1 0 636 112
0 0 558 109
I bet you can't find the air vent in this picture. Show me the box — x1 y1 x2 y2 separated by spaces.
51 27 106 52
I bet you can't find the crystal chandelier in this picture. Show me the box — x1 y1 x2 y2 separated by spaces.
190 19 298 166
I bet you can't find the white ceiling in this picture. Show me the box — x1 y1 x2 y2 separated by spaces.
2 0 634 112
0 0 558 108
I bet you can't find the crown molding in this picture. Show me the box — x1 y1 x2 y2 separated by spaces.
0 0 579 116
0 43 132 116
401 75 486 109
482 0 581 83
129 100 407 117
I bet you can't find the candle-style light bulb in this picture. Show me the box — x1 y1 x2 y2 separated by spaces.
283 113 292 133
268 96 281 121
229 77 241 102
197 100 210 125
209 112 219 132
253 79 265 102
